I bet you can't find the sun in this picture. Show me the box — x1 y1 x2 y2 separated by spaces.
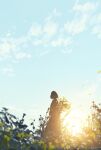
62 107 87 136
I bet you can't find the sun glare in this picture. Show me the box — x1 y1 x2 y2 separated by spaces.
62 107 87 136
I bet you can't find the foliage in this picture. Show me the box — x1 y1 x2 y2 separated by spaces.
83 101 101 149
0 99 100 149
0 107 35 149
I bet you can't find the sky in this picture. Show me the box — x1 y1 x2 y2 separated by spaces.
0 0 101 123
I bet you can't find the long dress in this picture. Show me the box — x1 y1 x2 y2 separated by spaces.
44 98 61 142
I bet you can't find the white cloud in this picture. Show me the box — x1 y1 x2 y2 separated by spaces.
64 1 98 36
91 13 101 39
0 3 100 69
92 25 101 39
29 15 59 37
29 23 42 36
0 35 32 62
43 21 58 36
2 66 15 77
15 52 32 60
0 40 15 57
32 38 49 47
32 34 72 50
32 39 43 46
51 37 72 47
93 13 101 23
73 1 97 13
64 15 89 35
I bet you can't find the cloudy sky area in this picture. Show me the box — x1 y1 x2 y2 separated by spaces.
0 0 101 123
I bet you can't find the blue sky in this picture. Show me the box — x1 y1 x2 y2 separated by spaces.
0 0 101 122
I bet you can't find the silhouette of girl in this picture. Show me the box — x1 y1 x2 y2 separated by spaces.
44 91 61 142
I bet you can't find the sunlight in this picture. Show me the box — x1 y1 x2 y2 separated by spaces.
62 107 87 136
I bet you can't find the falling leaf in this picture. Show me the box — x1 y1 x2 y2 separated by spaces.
97 70 101 74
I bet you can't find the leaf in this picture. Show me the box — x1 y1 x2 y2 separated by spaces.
97 70 101 74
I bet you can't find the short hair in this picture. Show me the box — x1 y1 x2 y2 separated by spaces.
50 91 58 99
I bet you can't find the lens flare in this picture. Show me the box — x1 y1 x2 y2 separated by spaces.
62 107 87 136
